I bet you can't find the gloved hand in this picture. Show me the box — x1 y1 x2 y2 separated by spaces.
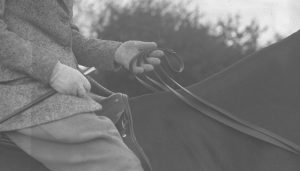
114 41 164 74
50 61 91 98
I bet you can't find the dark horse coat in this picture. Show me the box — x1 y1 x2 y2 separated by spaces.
1 30 300 170
131 30 300 171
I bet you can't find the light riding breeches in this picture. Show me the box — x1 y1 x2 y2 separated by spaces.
6 113 144 171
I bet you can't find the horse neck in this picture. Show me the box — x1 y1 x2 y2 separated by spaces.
192 30 300 107
190 30 300 144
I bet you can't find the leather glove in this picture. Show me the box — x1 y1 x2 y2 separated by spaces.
50 61 91 98
114 40 164 74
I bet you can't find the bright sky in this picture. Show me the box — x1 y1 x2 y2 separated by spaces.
75 0 300 45
192 0 300 44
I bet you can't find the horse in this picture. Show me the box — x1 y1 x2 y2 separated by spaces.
131 29 300 171
1 29 300 171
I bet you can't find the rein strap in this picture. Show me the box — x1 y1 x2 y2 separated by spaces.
133 48 300 155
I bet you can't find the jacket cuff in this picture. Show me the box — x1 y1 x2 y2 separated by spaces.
72 30 122 71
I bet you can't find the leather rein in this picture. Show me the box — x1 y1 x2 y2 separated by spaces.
1 48 299 157
132 48 300 156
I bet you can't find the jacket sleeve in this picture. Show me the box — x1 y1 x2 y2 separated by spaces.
71 24 122 71
0 0 59 83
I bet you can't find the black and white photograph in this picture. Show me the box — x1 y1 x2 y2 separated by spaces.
0 0 299 170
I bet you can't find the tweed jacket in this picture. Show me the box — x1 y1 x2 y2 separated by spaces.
0 0 122 131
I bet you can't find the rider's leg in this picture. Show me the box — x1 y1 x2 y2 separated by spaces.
6 113 143 171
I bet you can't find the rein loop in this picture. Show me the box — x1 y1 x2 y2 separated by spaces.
130 48 184 92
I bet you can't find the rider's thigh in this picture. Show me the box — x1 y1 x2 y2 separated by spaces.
7 113 143 171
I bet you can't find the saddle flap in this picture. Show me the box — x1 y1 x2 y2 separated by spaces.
94 93 125 124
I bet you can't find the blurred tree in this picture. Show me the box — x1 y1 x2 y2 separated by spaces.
74 0 270 96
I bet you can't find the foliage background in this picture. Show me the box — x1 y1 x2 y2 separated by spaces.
73 0 280 97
